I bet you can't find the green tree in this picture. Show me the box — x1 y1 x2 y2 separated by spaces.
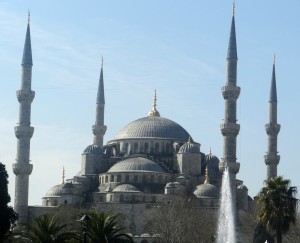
257 176 298 243
80 211 133 243
19 214 76 243
0 162 18 241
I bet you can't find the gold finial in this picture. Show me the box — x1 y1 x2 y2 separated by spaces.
232 0 235 16
188 136 192 143
61 166 65 184
273 53 276 65
28 10 30 23
148 90 160 117
209 147 212 155
204 165 210 184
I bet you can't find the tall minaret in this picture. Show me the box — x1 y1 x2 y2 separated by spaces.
92 58 107 147
264 56 280 180
219 3 240 204
12 14 35 224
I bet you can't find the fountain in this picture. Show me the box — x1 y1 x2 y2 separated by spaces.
217 167 236 243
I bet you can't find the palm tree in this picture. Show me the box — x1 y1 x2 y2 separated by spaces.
81 212 133 243
19 214 76 243
257 176 298 243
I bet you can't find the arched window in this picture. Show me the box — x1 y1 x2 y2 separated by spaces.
64 200 67 204
155 143 159 153
120 194 124 202
134 142 138 153
125 175 130 183
131 194 136 202
110 195 113 202
144 142 149 153
150 175 154 183
117 174 121 182
166 143 170 153
142 175 147 183
134 175 138 183
105 176 108 183
124 143 129 153
151 196 156 203
110 175 114 182
158 175 162 183
141 240 149 243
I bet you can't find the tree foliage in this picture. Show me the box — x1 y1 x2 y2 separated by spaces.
78 211 134 243
146 198 217 243
18 214 77 243
257 176 298 243
0 162 18 241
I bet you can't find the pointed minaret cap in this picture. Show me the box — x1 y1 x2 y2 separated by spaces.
22 11 33 66
148 90 160 117
227 2 238 60
61 166 65 184
204 165 210 184
270 54 277 102
96 57 105 104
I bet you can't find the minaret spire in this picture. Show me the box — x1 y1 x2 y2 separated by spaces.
265 56 280 179
13 16 35 224
92 58 107 147
148 90 160 117
220 4 240 208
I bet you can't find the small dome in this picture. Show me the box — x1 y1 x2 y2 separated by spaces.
237 184 248 190
83 144 103 154
45 183 75 197
165 182 175 188
193 184 219 198
108 157 165 173
204 150 220 164
112 184 141 192
178 141 200 153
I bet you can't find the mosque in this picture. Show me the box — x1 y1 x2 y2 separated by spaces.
12 5 280 239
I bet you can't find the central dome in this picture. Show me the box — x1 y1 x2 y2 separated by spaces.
114 116 191 141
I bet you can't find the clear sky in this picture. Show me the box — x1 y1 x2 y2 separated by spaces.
0 0 300 206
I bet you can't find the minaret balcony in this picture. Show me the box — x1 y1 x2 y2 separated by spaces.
220 123 240 136
12 162 33 175
221 85 240 100
16 90 35 102
92 124 107 136
14 126 34 139
219 161 240 174
264 153 280 165
265 123 280 135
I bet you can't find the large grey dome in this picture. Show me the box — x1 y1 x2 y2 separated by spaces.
112 184 141 192
193 183 219 198
45 182 74 197
108 157 165 173
113 116 191 141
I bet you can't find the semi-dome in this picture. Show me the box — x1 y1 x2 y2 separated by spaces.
108 157 165 173
113 116 191 141
179 140 200 153
112 184 141 192
193 184 219 198
45 182 74 197
237 184 248 190
83 144 103 154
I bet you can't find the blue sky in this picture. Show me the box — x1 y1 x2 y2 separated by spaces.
0 1 300 206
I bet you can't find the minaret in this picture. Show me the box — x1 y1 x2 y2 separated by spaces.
92 58 107 147
12 13 35 224
219 3 240 204
264 56 280 179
